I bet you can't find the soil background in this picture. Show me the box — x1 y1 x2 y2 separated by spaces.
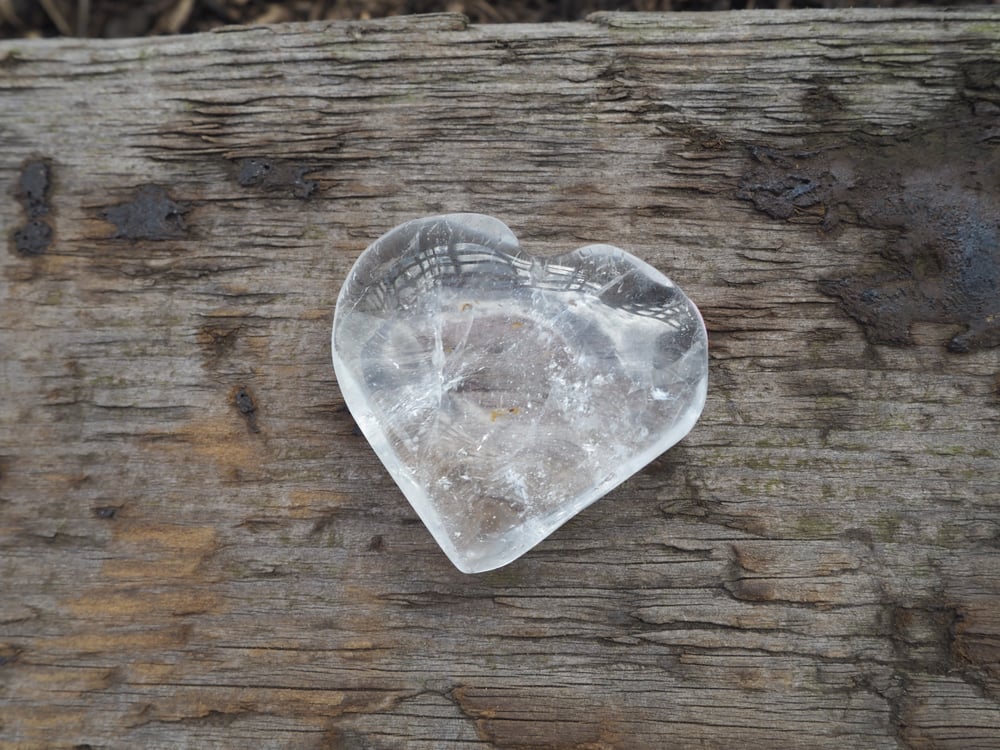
2 0 997 38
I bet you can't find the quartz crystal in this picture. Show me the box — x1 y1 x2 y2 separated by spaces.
332 214 708 573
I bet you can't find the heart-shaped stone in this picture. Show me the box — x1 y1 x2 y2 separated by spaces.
332 214 708 573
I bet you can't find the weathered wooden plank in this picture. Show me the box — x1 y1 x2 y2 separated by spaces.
1 9 999 749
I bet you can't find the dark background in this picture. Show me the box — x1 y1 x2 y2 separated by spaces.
2 0 997 38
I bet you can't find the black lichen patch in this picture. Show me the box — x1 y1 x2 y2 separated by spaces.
10 158 54 255
737 109 1000 352
13 219 53 256
233 386 260 434
103 185 187 240
18 160 51 218
235 158 319 199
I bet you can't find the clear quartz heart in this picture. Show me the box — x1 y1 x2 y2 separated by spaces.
332 214 708 573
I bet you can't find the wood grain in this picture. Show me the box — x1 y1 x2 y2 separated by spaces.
2 9 999 749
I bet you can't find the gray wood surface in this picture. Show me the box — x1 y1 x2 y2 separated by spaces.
2 9 999 749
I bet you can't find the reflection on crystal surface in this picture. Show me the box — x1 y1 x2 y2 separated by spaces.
332 214 708 573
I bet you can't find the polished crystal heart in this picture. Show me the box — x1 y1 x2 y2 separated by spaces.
332 214 708 573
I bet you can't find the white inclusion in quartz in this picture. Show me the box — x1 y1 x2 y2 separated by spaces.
332 214 708 573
